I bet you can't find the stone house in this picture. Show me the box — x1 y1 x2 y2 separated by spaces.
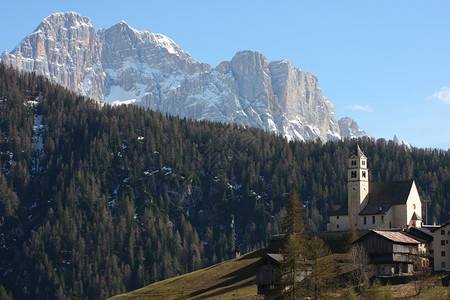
432 222 450 271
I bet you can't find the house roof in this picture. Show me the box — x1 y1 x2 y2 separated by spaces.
407 226 434 242
256 253 283 266
371 230 421 244
359 180 414 215
266 253 283 262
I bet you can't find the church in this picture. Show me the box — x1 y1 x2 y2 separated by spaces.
327 145 423 232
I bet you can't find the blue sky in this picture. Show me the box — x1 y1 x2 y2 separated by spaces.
1 1 449 149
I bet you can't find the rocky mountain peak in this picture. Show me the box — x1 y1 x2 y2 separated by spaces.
1 12 370 142
338 117 371 139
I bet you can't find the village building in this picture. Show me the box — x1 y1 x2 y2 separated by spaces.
353 230 424 276
432 222 450 271
256 253 282 295
255 253 311 296
327 145 423 232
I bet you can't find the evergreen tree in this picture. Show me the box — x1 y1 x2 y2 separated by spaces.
278 189 308 299
281 189 306 236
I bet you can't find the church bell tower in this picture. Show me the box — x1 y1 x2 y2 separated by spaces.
347 144 369 227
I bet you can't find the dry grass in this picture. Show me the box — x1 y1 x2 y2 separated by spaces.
109 249 266 300
110 250 449 300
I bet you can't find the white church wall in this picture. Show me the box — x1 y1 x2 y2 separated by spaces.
327 215 349 231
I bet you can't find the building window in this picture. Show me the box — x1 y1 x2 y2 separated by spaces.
442 230 445 235
337 224 339 229
442 262 446 268
337 216 339 219
351 160 356 165
362 161 365 166
364 216 367 225
351 171 357 178
381 216 384 223
442 251 446 257
362 171 366 178
442 240 446 246
372 216 375 224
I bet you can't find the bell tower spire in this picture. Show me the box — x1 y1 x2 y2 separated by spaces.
347 144 369 227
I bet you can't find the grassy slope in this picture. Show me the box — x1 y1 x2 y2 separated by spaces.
110 250 266 300
110 249 449 300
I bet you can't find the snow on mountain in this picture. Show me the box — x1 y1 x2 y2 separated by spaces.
338 117 371 140
393 135 412 150
1 12 370 142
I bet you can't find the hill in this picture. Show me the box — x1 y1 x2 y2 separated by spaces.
110 250 265 300
0 63 448 299
110 249 449 300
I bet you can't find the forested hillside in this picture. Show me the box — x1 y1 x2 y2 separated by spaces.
0 63 448 299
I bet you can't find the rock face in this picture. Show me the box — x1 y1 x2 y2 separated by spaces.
1 12 370 142
1 12 105 101
338 117 371 139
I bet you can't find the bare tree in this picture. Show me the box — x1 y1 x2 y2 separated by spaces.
348 244 372 292
411 253 431 296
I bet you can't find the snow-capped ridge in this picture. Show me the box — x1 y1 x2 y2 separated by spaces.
1 11 371 142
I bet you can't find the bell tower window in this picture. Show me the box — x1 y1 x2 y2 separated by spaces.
351 171 357 178
362 171 366 178
351 160 356 166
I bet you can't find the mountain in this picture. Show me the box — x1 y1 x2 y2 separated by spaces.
338 117 370 139
1 12 368 142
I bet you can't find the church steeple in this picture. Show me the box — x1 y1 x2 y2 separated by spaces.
347 144 369 226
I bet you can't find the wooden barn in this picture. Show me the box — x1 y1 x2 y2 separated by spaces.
353 230 424 276
256 253 282 295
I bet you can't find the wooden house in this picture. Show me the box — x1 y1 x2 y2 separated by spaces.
353 230 424 276
256 253 282 295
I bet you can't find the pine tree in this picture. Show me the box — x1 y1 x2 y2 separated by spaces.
277 189 308 299
303 236 334 300
281 189 306 236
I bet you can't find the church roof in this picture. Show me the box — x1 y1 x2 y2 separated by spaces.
329 200 348 216
330 180 415 216
411 211 421 220
359 180 414 215
349 144 367 159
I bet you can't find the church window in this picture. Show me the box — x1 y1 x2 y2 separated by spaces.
362 160 365 166
337 224 339 229
351 160 356 166
364 216 367 225
337 216 339 219
362 171 366 178
351 171 357 178
372 216 375 224
381 216 384 223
